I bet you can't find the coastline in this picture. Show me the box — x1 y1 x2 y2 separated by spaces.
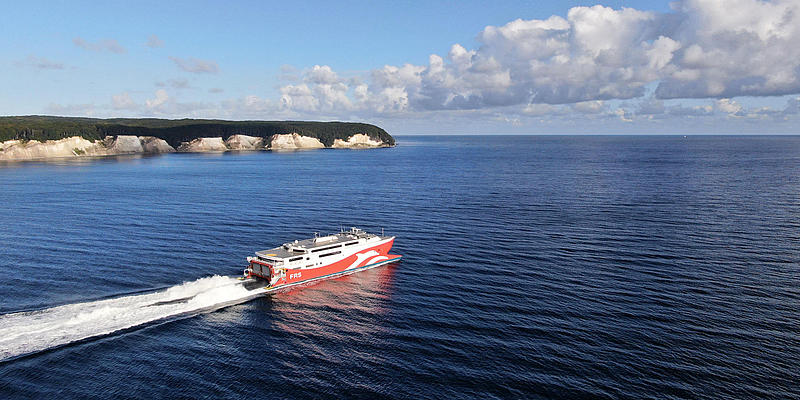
0 133 392 162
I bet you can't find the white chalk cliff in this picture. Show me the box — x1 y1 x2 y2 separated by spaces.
268 133 325 150
0 137 102 160
0 135 178 161
139 136 175 153
225 135 264 150
1 132 390 161
104 135 144 153
176 137 228 152
331 133 385 148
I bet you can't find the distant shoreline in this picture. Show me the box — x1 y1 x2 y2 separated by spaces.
0 115 395 147
0 133 393 162
0 116 395 162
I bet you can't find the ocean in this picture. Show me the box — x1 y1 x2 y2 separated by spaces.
1 135 798 399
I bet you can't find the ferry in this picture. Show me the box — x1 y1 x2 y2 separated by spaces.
243 227 401 290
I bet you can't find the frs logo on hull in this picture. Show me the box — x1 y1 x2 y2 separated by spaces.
290 272 302 279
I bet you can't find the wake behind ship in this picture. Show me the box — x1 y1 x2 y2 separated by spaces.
244 227 402 290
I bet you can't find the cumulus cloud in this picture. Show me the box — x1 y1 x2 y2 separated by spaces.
42 0 800 131
146 34 164 48
112 92 137 110
146 89 170 110
715 98 743 115
615 108 633 122
73 37 126 53
169 56 219 74
275 0 800 119
15 55 65 70
656 0 800 99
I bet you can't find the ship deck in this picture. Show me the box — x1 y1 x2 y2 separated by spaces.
255 231 388 260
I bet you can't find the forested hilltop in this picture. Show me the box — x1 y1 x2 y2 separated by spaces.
0 116 395 147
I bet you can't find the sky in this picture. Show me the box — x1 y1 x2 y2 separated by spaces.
2 0 800 134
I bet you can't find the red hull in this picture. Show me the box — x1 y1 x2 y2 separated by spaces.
249 237 399 288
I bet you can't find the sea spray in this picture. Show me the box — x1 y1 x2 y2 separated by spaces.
0 275 259 361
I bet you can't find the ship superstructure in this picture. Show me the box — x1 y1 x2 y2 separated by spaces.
245 227 401 289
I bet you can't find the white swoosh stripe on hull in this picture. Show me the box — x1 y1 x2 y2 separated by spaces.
366 256 389 265
346 250 379 270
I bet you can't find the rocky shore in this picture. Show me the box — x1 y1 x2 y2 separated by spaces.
0 133 391 161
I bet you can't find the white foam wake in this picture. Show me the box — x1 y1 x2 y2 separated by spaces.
0 275 259 361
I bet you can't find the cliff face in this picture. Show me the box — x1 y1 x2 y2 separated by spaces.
140 136 175 153
268 133 325 150
331 133 386 148
177 137 227 152
1 132 393 161
104 135 144 153
225 134 264 150
0 136 176 161
0 116 396 147
0 137 99 160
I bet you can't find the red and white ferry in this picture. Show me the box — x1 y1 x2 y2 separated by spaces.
244 227 401 290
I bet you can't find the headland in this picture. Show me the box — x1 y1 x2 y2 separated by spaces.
0 116 395 161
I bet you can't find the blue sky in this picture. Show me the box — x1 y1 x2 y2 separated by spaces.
2 0 799 134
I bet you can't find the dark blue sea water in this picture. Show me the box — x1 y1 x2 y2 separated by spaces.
1 136 799 399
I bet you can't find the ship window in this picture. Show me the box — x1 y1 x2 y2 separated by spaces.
311 244 341 253
344 241 358 246
319 251 342 258
289 257 303 262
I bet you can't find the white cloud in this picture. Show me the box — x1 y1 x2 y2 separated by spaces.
715 98 743 114
37 1 800 132
305 65 340 85
267 0 800 120
169 56 219 74
146 34 164 48
656 0 800 98
112 92 137 110
146 89 170 110
572 100 606 114
279 84 319 111
73 37 126 54
615 108 633 122
15 55 65 70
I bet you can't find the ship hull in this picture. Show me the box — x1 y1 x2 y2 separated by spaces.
248 236 400 289
254 254 402 293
